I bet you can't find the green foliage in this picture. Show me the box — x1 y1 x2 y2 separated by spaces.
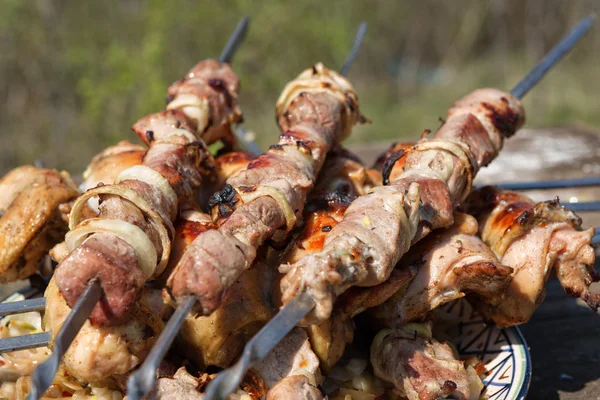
1 0 599 175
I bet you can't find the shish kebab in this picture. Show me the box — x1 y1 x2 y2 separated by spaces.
204 15 596 400
125 22 369 400
18 16 250 400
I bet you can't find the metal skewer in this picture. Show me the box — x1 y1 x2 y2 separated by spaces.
204 15 596 400
0 297 45 317
122 18 255 400
219 16 250 65
232 22 367 157
203 22 369 400
26 279 101 400
509 15 595 99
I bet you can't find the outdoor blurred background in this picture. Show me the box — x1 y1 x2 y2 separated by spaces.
0 0 599 176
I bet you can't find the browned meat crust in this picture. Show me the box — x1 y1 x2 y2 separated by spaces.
371 326 472 400
464 186 597 326
368 213 512 327
0 166 79 283
80 140 146 192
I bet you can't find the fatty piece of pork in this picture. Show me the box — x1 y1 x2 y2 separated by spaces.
169 63 364 315
253 327 322 398
55 58 240 326
149 367 266 400
157 207 272 369
371 323 481 400
175 260 273 369
464 186 597 327
0 166 78 282
368 212 512 327
267 376 324 400
43 277 165 382
79 140 146 192
281 88 524 323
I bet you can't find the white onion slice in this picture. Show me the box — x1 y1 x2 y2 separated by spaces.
276 63 354 117
180 210 213 224
69 185 173 278
236 185 297 232
115 165 178 220
156 128 198 143
413 139 474 200
65 218 157 279
166 93 203 109
167 94 210 133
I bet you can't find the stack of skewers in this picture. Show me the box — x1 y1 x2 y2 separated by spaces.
0 15 598 400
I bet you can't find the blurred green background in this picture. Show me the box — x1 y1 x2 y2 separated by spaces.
1 0 598 176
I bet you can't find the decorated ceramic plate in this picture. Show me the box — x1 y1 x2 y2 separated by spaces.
436 298 531 400
1 288 531 400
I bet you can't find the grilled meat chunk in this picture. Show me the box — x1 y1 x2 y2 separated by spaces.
43 277 164 382
371 324 477 400
369 213 512 326
0 166 78 283
253 327 322 390
79 140 145 192
267 375 324 400
464 187 597 326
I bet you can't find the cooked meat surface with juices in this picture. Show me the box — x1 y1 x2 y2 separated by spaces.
0 166 79 283
54 58 241 326
463 186 597 327
168 63 365 315
281 88 525 323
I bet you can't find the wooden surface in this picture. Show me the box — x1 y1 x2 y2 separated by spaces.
353 125 600 400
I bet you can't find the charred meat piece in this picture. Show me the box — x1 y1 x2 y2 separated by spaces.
0 166 78 283
271 149 380 372
281 88 524 323
464 186 597 327
199 150 255 209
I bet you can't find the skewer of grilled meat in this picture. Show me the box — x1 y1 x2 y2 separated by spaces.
167 63 364 314
367 212 512 327
273 148 386 373
54 59 242 327
43 277 166 383
38 150 257 383
463 186 597 327
280 88 524 323
0 166 79 283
